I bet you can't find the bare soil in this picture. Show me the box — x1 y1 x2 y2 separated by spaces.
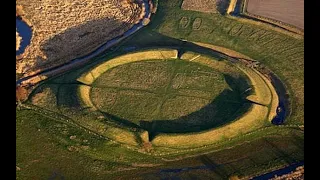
246 0 304 29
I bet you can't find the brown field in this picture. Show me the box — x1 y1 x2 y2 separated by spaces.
181 0 218 13
246 0 304 29
16 0 142 75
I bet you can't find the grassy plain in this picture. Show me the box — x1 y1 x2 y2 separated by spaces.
122 0 303 125
17 109 303 179
17 0 303 178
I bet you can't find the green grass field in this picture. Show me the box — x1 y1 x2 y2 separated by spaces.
27 50 263 142
91 59 231 124
17 0 303 179
120 0 303 125
17 109 303 179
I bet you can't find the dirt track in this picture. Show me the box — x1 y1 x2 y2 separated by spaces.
246 0 304 29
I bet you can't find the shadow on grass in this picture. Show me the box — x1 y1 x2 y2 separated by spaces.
199 155 229 179
31 71 253 142
216 0 230 15
263 138 298 164
120 31 239 62
56 84 82 109
140 74 252 140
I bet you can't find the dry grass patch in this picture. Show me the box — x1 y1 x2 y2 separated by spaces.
240 67 272 106
180 51 200 60
30 86 59 111
78 85 96 110
16 0 142 74
77 72 95 85
16 30 22 51
181 0 218 14
227 0 237 14
105 127 139 146
260 74 279 121
185 53 242 75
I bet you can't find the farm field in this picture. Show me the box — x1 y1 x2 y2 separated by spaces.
16 0 304 179
246 0 304 29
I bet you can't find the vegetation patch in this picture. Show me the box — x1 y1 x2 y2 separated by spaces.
77 49 178 85
17 0 303 177
181 0 218 14
192 18 202 30
179 16 190 28
78 85 96 110
154 0 303 125
27 48 279 152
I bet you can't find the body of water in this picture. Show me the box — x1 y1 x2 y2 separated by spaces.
16 17 32 55
252 161 304 180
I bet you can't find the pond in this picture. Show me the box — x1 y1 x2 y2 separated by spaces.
16 17 32 55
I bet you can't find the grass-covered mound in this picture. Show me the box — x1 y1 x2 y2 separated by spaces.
27 49 278 149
